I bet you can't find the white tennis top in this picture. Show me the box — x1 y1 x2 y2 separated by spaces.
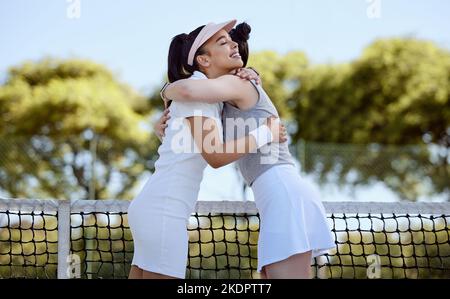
137 71 223 219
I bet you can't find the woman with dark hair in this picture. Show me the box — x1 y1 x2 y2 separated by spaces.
162 20 335 279
127 19 287 279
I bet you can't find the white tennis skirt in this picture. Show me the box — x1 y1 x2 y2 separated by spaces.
252 164 335 272
127 173 200 279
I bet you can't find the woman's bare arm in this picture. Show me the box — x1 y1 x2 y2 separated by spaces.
164 75 243 103
186 116 286 169
162 68 261 104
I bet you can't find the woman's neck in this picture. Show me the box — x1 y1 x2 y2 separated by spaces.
203 68 237 79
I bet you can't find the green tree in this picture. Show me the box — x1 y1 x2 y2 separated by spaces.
248 50 309 119
291 38 450 145
290 39 450 200
0 58 159 200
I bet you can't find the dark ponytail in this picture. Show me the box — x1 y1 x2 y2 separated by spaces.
230 22 251 67
167 25 206 83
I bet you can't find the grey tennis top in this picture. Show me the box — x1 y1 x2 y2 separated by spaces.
222 79 296 186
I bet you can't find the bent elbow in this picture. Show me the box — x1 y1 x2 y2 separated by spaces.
208 160 221 169
211 159 229 169
179 83 193 101
166 82 192 101
203 155 223 169
212 162 225 169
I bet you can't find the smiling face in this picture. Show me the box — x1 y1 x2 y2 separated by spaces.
195 29 244 74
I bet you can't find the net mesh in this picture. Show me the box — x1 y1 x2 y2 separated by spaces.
70 211 133 279
0 209 58 278
0 198 449 279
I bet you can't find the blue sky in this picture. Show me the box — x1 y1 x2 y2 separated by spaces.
1 0 449 93
1 0 448 202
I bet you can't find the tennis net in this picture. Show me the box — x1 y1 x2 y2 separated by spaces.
0 198 449 279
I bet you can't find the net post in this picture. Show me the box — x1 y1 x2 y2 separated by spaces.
299 139 306 174
57 199 71 279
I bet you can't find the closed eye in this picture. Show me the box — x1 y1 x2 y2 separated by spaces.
221 38 232 46
218 35 233 46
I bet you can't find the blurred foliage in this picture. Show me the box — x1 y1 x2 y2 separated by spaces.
229 40 449 201
248 50 309 119
147 75 168 112
290 38 450 146
0 58 160 200
0 38 449 202
296 141 449 201
288 39 450 200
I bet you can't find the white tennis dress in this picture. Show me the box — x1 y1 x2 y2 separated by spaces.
127 73 223 278
221 75 335 273
252 164 336 272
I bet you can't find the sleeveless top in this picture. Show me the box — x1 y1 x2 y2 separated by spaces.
222 79 295 186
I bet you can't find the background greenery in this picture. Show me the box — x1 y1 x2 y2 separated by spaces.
1 38 449 202
1 37 449 278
